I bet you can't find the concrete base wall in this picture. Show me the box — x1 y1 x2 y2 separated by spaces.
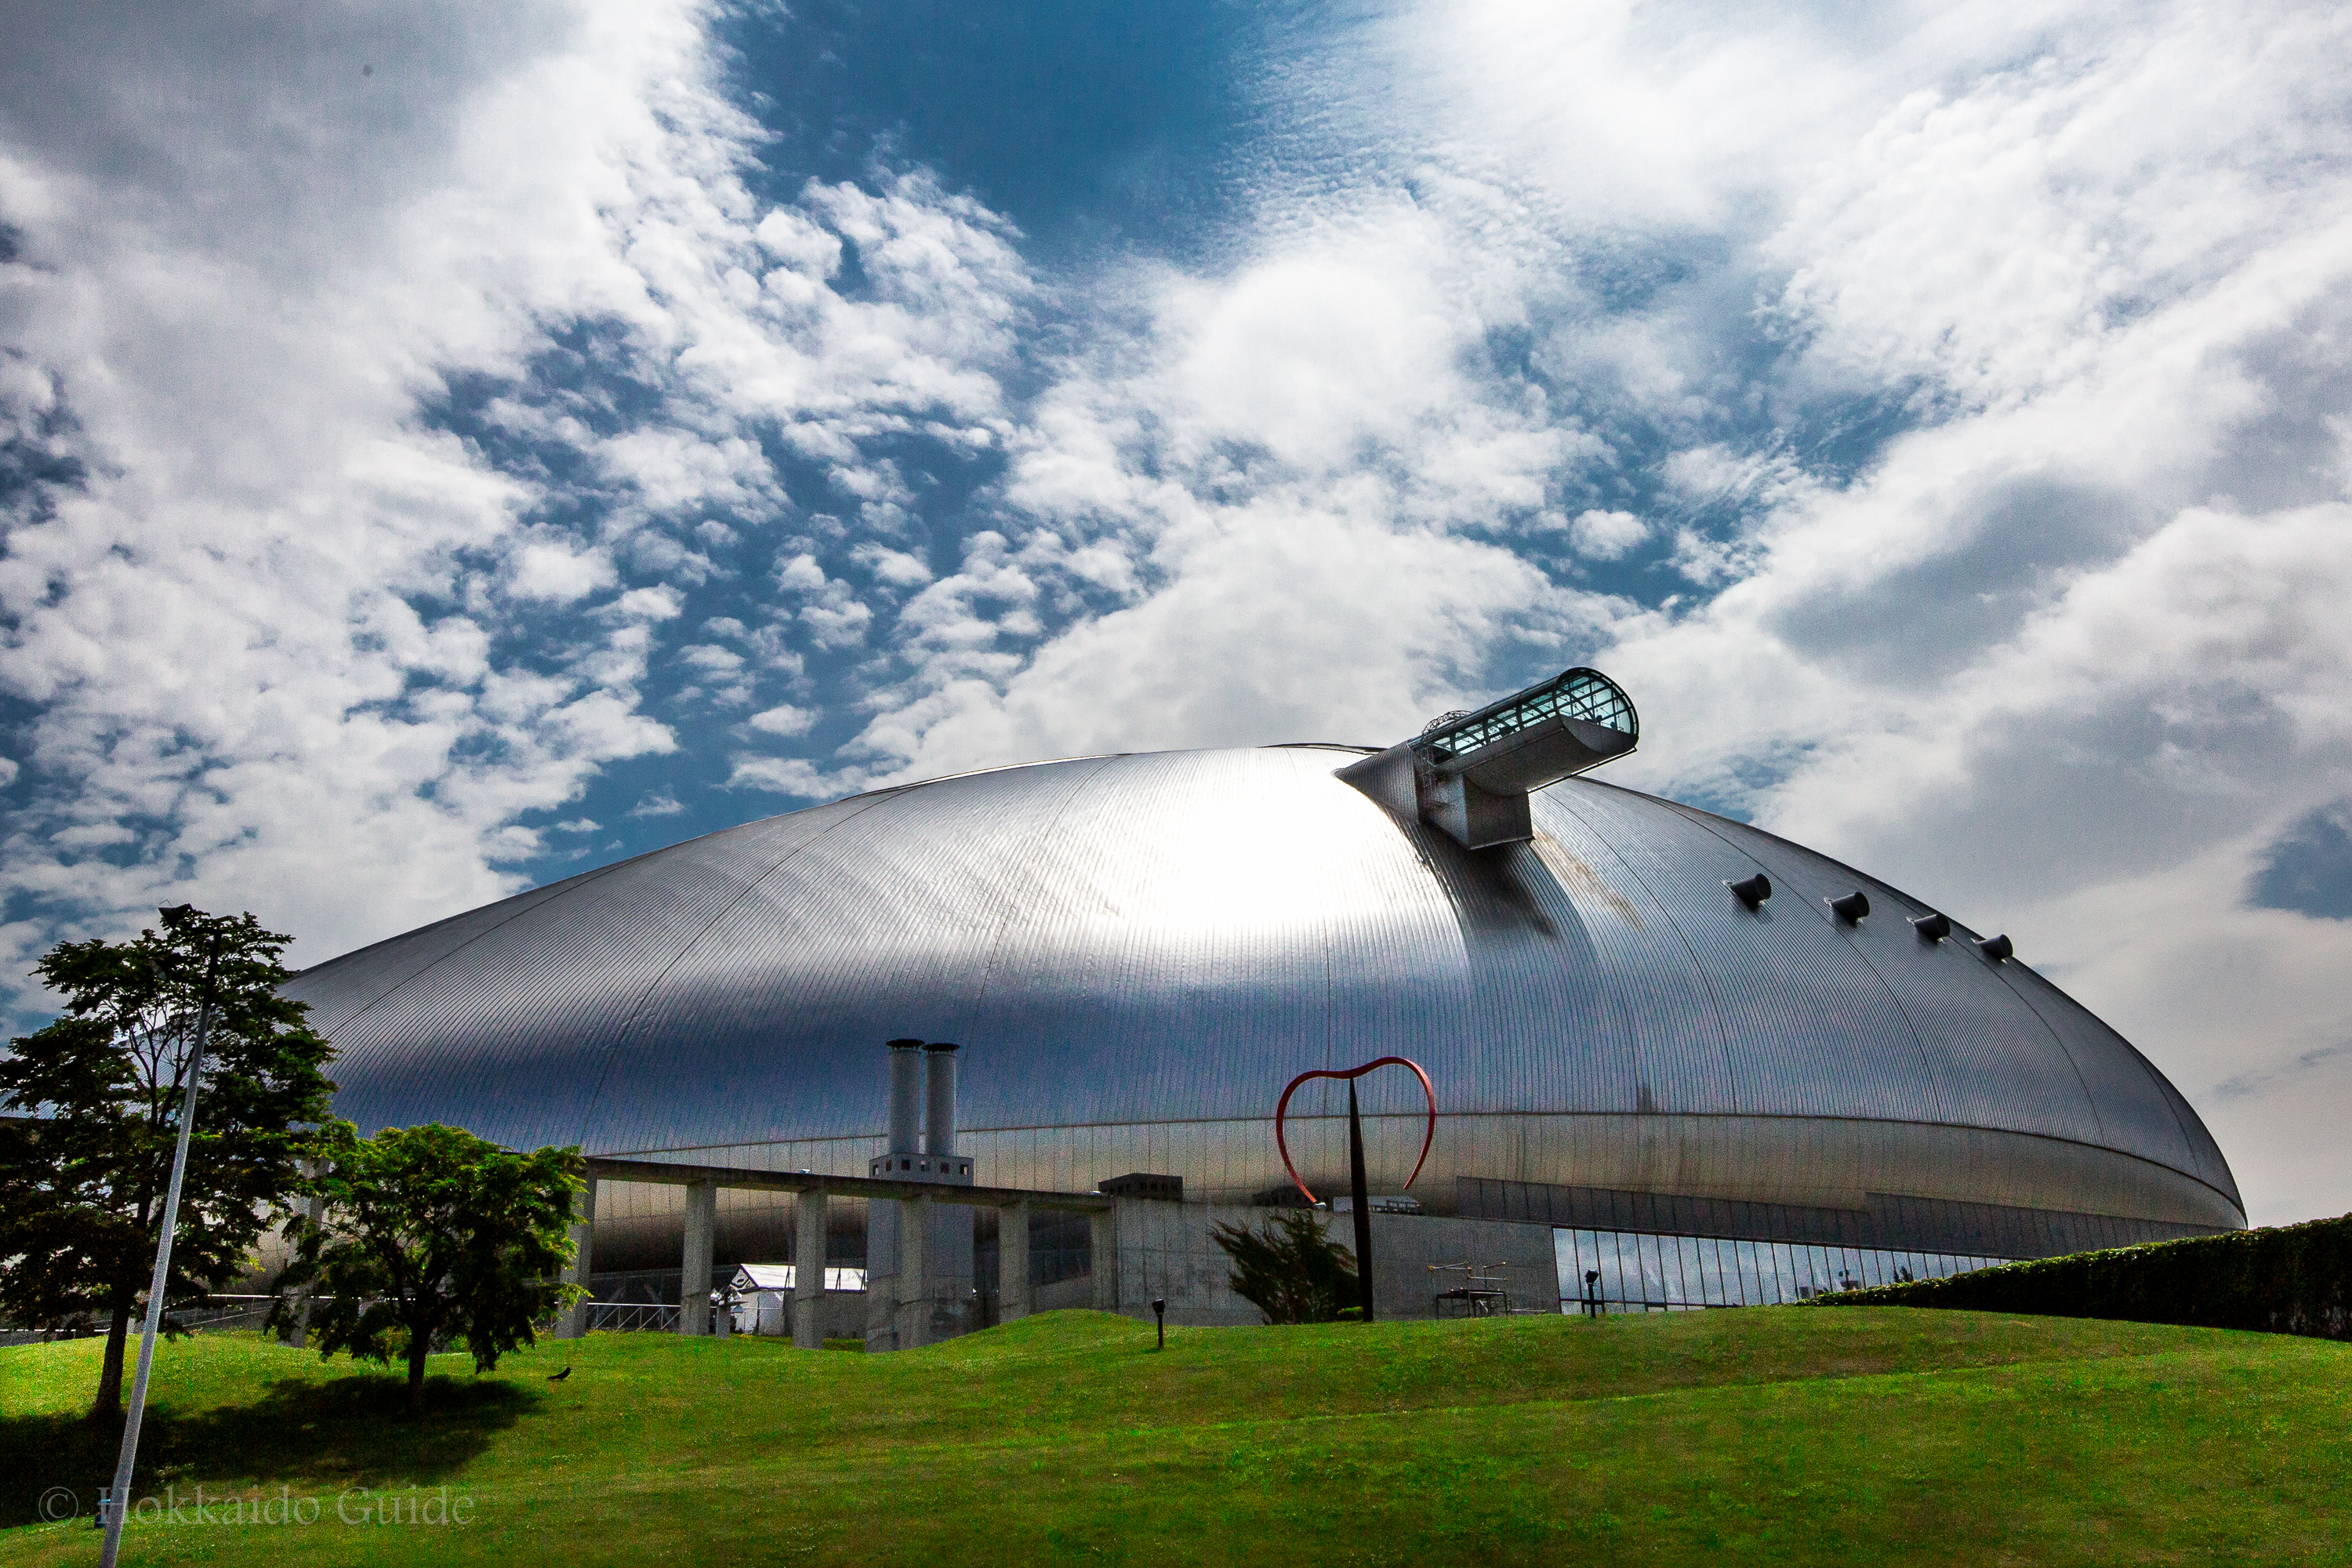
1107 1200 1561 1324
748 1292 866 1342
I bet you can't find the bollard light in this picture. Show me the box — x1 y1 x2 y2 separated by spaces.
1152 1297 1167 1350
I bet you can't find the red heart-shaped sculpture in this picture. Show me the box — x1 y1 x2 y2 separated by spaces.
1273 1057 1437 1207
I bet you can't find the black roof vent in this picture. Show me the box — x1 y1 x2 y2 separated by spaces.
1976 933 2014 962
1827 891 1870 923
1726 873 1771 909
1910 912 1951 942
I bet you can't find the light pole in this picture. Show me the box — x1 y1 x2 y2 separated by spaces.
100 907 219 1568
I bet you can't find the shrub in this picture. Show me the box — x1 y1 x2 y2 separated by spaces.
1817 1212 2352 1338
1210 1210 1359 1325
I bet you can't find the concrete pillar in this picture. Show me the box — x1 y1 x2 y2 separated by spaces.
286 1171 328 1347
679 1178 716 1336
1000 1200 1032 1321
557 1175 598 1340
793 1189 828 1349
898 1190 931 1348
1088 1207 1116 1312
864 1208 891 1346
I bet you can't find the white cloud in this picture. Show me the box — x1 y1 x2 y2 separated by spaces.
728 754 829 796
851 543 934 589
1567 509 1648 560
612 585 686 622
746 703 815 737
510 539 619 602
0 0 1033 1004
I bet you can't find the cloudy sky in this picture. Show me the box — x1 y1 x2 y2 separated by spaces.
5 0 2350 1222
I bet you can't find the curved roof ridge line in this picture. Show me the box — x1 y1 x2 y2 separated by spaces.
964 755 1128 1021
1544 789 1744 1111
572 789 915 1147
300 858 640 1039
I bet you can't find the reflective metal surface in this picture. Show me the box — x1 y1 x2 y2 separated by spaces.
284 746 2244 1240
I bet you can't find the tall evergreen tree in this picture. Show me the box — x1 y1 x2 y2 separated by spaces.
0 909 335 1421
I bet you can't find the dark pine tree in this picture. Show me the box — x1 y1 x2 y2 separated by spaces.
0 909 335 1422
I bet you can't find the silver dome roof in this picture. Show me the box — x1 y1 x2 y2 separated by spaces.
285 746 2242 1238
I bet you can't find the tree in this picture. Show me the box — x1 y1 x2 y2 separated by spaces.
1210 1210 1359 1325
268 1122 583 1412
0 909 335 1422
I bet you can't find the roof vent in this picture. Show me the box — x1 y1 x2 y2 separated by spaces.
1335 666 1639 851
1726 873 1771 908
1910 912 1951 942
1827 891 1870 923
1976 933 2014 962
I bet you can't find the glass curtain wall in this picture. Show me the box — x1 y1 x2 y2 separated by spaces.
1555 1228 2006 1312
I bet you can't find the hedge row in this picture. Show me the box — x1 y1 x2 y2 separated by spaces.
1817 1211 2352 1340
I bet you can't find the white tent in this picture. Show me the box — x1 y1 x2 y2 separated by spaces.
729 1263 867 1335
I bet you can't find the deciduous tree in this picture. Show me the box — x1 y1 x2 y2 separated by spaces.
269 1122 583 1412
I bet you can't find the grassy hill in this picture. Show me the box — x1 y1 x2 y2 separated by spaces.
2 1307 2346 1565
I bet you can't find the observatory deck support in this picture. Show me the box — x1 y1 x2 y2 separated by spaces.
678 1180 716 1336
1338 665 1639 850
792 1190 827 1349
558 1175 597 1339
1000 1201 1032 1321
574 1155 1116 1349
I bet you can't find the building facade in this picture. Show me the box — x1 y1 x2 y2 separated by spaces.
284 728 2242 1320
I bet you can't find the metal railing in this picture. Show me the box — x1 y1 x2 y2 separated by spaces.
2 1294 282 1347
583 1301 683 1334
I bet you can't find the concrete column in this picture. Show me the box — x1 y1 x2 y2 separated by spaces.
898 1190 931 1349
793 1189 828 1349
679 1178 716 1336
1000 1200 1032 1321
1088 1207 1117 1312
864 1198 895 1347
286 1167 328 1347
557 1175 598 1340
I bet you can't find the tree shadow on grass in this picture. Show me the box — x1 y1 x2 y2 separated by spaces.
0 1368 541 1526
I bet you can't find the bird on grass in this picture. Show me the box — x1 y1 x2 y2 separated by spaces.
547 1366 572 1381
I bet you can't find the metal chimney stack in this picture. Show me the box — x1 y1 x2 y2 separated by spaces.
923 1042 959 1156
887 1039 924 1156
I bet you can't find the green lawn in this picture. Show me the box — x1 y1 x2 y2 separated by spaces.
2 1307 2346 1565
